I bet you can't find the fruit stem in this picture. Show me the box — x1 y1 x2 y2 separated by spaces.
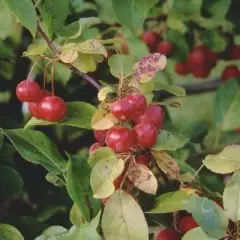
51 62 56 96
43 61 52 90
26 56 43 81
189 164 205 184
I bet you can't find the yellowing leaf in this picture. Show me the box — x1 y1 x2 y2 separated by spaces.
72 54 97 73
203 145 240 174
98 87 114 101
133 53 167 83
90 156 124 198
76 39 107 57
128 163 158 195
59 49 79 63
180 187 200 196
91 110 118 130
102 190 148 240
151 150 180 180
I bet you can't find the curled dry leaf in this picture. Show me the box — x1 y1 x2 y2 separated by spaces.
128 163 158 195
97 87 114 101
59 49 79 63
151 150 180 180
91 109 119 130
133 53 167 83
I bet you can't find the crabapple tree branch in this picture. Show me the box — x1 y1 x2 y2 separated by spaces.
37 22 102 90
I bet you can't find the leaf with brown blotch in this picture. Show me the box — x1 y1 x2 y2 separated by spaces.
151 150 180 180
128 163 158 195
133 53 167 83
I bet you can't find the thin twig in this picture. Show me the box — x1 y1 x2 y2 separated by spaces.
37 23 101 90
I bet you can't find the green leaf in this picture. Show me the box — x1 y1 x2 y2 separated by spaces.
76 39 107 57
0 166 24 201
203 145 240 174
112 0 157 34
23 39 48 56
223 171 240 222
90 154 124 198
154 82 186 97
57 17 101 39
0 128 3 151
0 224 24 240
166 30 189 61
214 80 240 131
208 0 231 20
95 0 117 24
3 0 37 37
201 30 227 52
54 63 72 85
72 54 98 73
0 0 14 40
67 154 100 222
70 204 85 226
88 147 115 167
3 129 66 174
37 0 69 38
35 226 68 240
151 130 181 151
169 0 202 15
148 190 190 214
182 227 218 240
166 12 188 34
45 173 65 187
108 54 134 79
90 210 101 229
133 53 167 83
185 195 228 239
25 102 97 129
102 189 148 240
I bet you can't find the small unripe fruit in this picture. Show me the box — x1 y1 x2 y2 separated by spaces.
179 216 198 233
157 228 180 240
111 98 133 120
157 41 173 56
106 126 134 153
94 130 108 146
89 142 101 154
38 96 67 122
133 123 158 148
16 80 42 102
221 65 240 82
142 32 158 47
136 104 164 129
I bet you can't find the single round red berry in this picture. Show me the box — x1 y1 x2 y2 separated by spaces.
157 41 173 56
136 104 164 129
133 123 158 148
125 93 147 117
157 228 180 240
191 67 210 78
89 142 101 154
141 32 158 47
28 90 51 118
221 65 240 82
111 98 133 120
38 96 67 122
114 175 124 190
16 80 42 102
175 62 190 76
106 126 134 153
179 216 198 233
230 45 240 60
206 50 217 68
136 154 149 166
94 130 108 146
187 48 208 71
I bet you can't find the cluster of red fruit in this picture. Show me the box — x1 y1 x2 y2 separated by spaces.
90 93 164 154
16 80 67 122
157 215 198 240
141 31 240 81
